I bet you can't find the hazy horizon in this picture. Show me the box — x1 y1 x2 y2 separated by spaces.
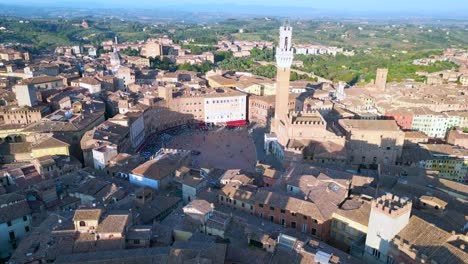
2 0 467 14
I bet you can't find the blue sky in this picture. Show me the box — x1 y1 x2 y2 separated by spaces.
3 0 467 13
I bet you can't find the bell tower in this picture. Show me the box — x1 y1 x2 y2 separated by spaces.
274 20 294 122
272 20 294 143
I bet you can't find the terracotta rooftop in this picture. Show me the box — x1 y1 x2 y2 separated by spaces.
73 209 102 221
339 119 401 132
19 75 63 85
96 213 129 234
183 199 213 216
220 169 254 185
131 152 189 180
220 185 255 204
422 144 468 157
404 131 429 139
32 136 69 150
255 190 327 222
79 76 101 86
55 247 170 263
180 175 205 188
0 193 31 223
392 216 468 264
262 167 281 179
334 195 372 227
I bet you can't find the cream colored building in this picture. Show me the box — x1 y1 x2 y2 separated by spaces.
410 108 448 138
73 209 102 233
157 86 247 125
126 56 151 67
140 42 162 58
203 93 246 124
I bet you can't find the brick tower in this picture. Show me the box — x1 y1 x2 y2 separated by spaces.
375 68 388 90
273 20 294 136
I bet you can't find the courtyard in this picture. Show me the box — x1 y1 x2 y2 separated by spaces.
141 126 258 172
167 127 257 172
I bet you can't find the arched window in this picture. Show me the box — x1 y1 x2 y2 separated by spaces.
284 37 289 50
79 221 86 227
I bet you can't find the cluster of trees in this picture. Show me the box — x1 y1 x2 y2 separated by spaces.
149 57 178 72
119 47 140 56
250 47 275 62
251 65 276 78
178 61 214 74
149 57 214 74
217 57 255 72
290 72 318 82
294 50 459 84
216 56 317 81
171 27 219 45
214 51 233 63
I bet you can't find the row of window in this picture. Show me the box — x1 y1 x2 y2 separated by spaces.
251 102 271 109
206 113 245 120
6 115 35 119
349 156 390 164
178 102 202 106
258 203 318 223
259 213 318 235
183 109 202 113
220 196 254 210
206 98 244 104
426 160 465 164
434 169 463 175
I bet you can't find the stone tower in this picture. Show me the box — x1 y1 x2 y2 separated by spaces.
158 86 173 102
273 20 294 130
364 193 411 263
336 81 346 101
375 68 388 90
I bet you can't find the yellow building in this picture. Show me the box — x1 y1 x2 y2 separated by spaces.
329 195 371 252
140 42 162 58
240 82 276 96
421 143 468 183
32 137 70 158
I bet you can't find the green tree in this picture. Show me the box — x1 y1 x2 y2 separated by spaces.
119 47 140 56
214 51 233 63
